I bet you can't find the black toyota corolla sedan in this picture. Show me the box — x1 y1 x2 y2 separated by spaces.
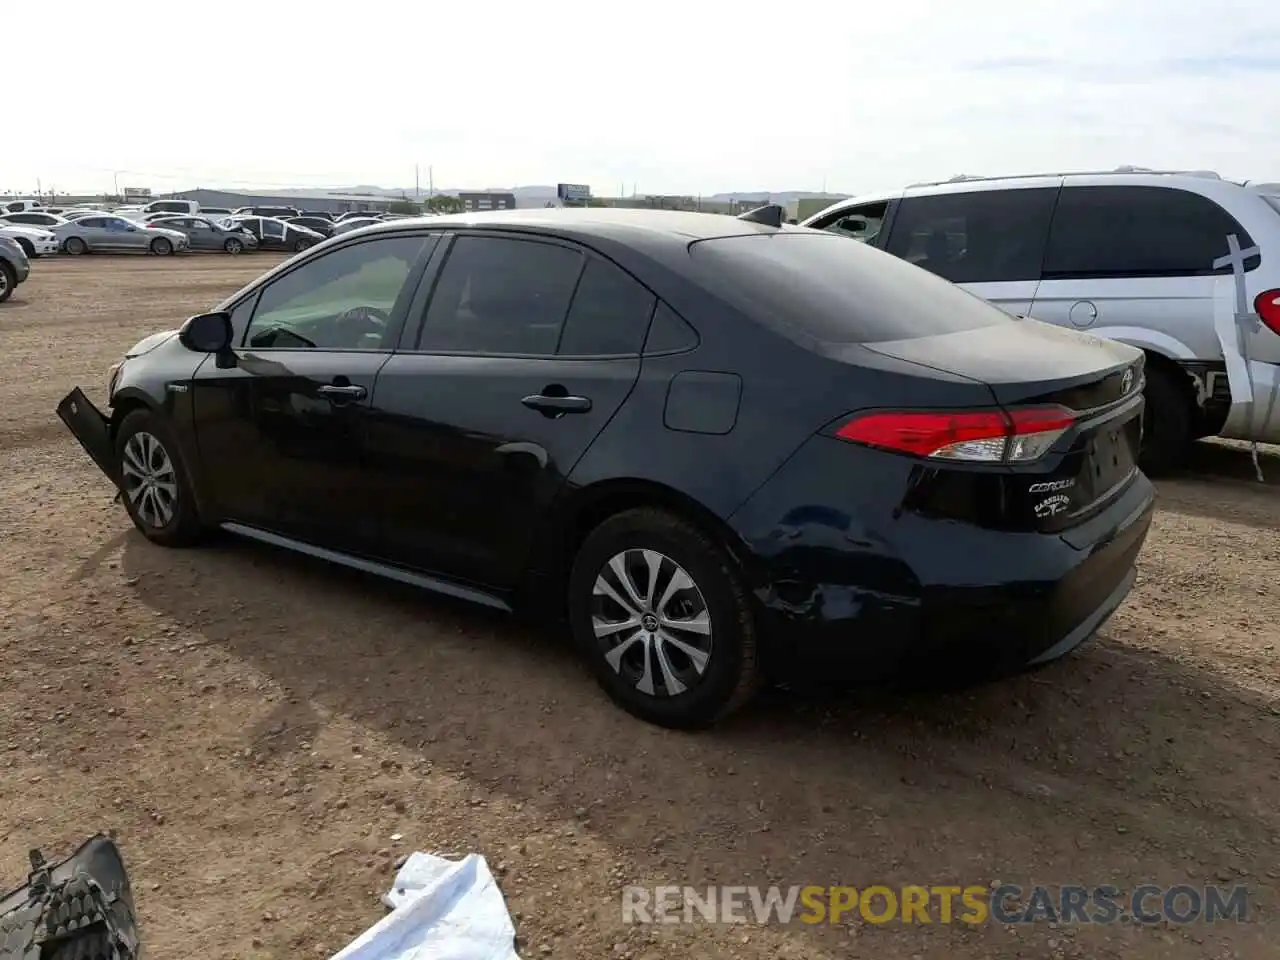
56 207 1155 728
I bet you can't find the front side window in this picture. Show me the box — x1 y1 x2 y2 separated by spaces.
818 201 889 244
243 236 429 350
885 188 1058 284
417 236 584 355
1043 185 1258 279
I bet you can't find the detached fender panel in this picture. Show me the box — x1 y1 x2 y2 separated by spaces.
56 387 121 488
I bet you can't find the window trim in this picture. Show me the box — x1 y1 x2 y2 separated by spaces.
1041 184 1259 281
234 231 442 354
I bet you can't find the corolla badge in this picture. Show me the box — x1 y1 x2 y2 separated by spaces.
1034 494 1071 518
1121 367 1134 395
1028 478 1075 494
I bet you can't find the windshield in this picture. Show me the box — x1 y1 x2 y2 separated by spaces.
689 232 1013 344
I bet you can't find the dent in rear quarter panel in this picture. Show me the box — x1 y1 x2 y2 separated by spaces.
727 435 926 674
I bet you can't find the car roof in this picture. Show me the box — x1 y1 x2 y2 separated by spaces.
349 207 793 246
803 169 1253 224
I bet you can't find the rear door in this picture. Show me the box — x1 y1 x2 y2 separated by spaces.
367 232 653 589
189 232 438 555
882 185 1060 315
1029 185 1245 361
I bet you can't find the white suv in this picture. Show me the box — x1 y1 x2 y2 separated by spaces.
802 170 1280 470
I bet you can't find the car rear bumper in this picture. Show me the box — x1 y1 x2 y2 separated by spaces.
56 387 120 488
730 437 1156 681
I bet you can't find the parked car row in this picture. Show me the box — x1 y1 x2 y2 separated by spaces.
0 202 413 257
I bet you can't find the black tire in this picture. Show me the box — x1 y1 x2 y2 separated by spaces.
64 236 87 255
293 238 312 252
567 507 760 728
149 236 173 256
0 261 13 302
1139 364 1192 474
114 408 203 547
224 237 244 255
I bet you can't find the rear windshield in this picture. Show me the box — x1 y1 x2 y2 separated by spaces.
688 232 1013 344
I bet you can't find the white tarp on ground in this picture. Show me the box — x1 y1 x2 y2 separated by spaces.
331 852 521 960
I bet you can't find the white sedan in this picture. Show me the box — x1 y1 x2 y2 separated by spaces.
0 224 59 258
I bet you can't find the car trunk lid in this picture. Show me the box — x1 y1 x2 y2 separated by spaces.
861 319 1145 529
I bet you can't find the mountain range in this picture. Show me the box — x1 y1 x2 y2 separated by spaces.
269 185 851 204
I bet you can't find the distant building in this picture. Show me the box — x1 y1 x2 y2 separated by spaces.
789 196 841 222
457 191 517 212
168 188 401 215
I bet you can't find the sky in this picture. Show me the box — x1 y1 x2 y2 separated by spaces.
5 0 1280 198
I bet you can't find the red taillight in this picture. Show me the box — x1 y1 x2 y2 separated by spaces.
1255 289 1280 335
835 406 1075 463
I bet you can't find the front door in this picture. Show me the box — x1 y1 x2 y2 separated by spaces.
882 186 1061 316
190 232 437 555
367 233 655 589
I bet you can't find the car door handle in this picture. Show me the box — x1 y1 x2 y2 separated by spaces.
521 393 592 415
317 384 367 401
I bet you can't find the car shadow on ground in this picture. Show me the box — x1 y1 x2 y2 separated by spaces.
1154 441 1280 532
110 531 1279 954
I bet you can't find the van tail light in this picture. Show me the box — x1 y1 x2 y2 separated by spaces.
835 407 1076 463
1255 289 1280 335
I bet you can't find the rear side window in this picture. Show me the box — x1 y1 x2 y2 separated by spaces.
884 188 1057 283
418 235 584 355
1043 186 1258 279
644 302 698 354
690 233 1012 344
556 258 655 356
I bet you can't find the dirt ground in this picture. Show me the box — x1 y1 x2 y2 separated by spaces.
1 256 1277 959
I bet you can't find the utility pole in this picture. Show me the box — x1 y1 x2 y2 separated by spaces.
428 166 434 198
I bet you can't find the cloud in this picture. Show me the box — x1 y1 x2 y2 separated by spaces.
2 0 1279 196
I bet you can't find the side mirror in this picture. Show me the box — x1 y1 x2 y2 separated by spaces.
179 312 233 353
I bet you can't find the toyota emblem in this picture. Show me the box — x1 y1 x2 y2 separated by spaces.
1121 368 1134 395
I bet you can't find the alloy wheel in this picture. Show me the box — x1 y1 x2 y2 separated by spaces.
0 270 8 297
120 431 178 528
591 549 713 697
